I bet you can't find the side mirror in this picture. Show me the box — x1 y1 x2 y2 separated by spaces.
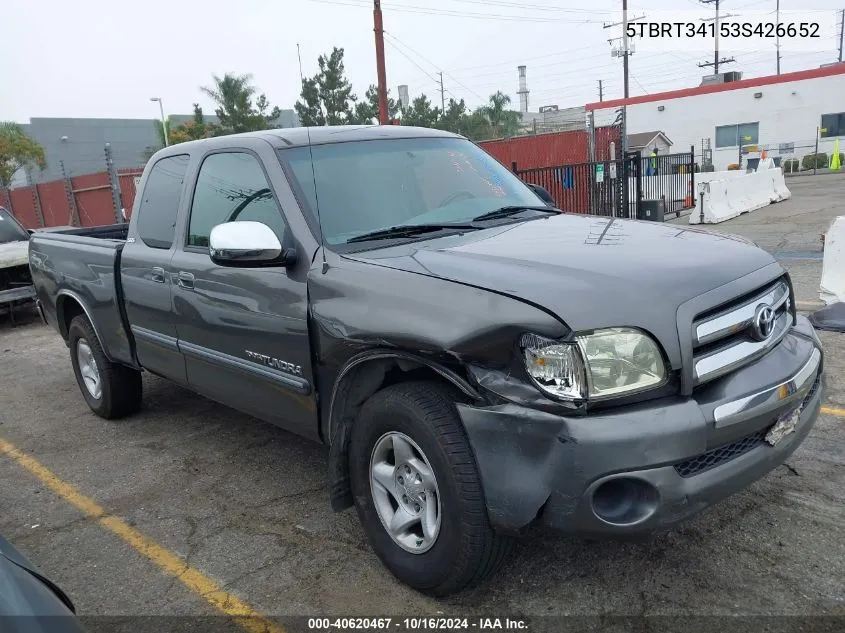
526 183 555 207
208 221 294 267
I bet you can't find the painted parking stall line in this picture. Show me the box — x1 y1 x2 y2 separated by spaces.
0 436 286 633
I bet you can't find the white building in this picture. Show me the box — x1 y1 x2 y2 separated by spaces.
586 64 845 171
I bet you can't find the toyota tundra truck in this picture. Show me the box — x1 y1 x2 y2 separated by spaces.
28 126 824 596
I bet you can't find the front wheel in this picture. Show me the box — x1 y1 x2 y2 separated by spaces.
349 381 512 596
68 315 142 419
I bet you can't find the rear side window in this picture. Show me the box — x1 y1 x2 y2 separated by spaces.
137 154 190 249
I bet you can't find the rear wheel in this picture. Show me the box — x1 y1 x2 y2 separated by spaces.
68 315 142 419
349 381 512 596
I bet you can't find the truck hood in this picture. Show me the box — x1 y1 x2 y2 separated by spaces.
345 213 777 344
0 240 30 268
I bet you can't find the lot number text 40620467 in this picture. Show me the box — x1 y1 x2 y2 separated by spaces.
307 618 528 631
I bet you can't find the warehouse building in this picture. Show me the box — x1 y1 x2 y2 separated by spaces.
586 64 845 171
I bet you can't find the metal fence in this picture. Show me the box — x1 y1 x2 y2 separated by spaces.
0 159 143 230
512 147 695 220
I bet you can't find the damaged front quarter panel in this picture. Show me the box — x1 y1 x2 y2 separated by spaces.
456 402 574 533
308 250 570 510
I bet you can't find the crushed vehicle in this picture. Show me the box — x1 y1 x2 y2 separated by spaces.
29 126 825 596
0 206 36 325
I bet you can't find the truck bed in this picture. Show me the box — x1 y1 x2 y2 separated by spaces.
29 224 135 366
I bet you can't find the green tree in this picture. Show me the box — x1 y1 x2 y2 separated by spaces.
0 122 46 188
169 104 222 144
462 110 494 141
201 73 281 133
296 48 362 126
352 85 401 124
436 98 468 134
400 94 441 128
480 91 520 138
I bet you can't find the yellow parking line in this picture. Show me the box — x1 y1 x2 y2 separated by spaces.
0 436 285 633
821 406 845 418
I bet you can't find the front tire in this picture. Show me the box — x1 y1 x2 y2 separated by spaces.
68 315 142 419
349 381 512 596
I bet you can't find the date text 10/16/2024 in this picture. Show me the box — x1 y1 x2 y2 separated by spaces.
307 618 529 631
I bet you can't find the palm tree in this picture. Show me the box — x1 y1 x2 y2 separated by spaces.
200 73 259 133
481 91 512 137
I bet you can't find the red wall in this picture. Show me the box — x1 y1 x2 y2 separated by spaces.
8 188 39 229
479 126 622 170
480 130 590 170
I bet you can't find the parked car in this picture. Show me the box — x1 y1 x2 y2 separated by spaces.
0 206 37 324
0 533 85 632
28 126 825 596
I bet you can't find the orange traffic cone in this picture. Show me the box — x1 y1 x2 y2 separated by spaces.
684 180 693 208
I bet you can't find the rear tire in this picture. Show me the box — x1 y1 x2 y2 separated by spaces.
68 315 142 419
349 380 512 596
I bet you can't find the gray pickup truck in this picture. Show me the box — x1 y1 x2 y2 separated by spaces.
29 126 824 596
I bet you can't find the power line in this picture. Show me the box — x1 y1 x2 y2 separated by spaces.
304 0 605 23
442 0 614 14
384 31 487 100
383 38 440 86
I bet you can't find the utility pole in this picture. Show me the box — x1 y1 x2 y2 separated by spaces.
839 9 844 63
598 79 604 102
776 0 781 74
622 0 629 98
603 1 646 155
438 72 446 112
373 0 389 125
698 0 736 74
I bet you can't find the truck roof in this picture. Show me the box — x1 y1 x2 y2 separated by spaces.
154 125 463 156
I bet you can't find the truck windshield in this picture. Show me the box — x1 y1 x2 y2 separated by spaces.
281 137 544 247
0 208 30 244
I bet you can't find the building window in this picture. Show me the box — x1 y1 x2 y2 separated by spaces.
715 122 759 148
820 113 845 138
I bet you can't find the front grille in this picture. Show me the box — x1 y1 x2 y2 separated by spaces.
676 371 820 479
674 429 767 478
0 264 32 292
802 371 822 408
691 278 793 386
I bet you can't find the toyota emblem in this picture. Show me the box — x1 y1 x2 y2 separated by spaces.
751 304 776 341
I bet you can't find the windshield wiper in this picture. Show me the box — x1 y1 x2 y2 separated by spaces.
346 223 479 244
471 205 559 223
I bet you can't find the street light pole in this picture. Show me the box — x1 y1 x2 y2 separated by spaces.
150 97 169 146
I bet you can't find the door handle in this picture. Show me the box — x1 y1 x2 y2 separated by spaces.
151 267 166 283
177 271 195 289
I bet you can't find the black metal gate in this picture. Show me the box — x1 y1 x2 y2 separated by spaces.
512 146 695 221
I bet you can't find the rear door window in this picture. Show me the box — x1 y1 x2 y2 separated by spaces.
136 154 190 249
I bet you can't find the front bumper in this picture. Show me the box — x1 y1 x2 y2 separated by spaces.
459 316 824 535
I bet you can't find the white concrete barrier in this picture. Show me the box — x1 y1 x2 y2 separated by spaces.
689 179 741 224
820 216 845 305
688 165 791 224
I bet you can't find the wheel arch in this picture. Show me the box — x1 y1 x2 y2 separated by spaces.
326 350 482 512
56 290 112 361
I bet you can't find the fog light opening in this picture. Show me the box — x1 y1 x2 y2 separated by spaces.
591 477 659 526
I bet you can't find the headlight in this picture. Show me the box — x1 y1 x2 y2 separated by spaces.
521 328 666 402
